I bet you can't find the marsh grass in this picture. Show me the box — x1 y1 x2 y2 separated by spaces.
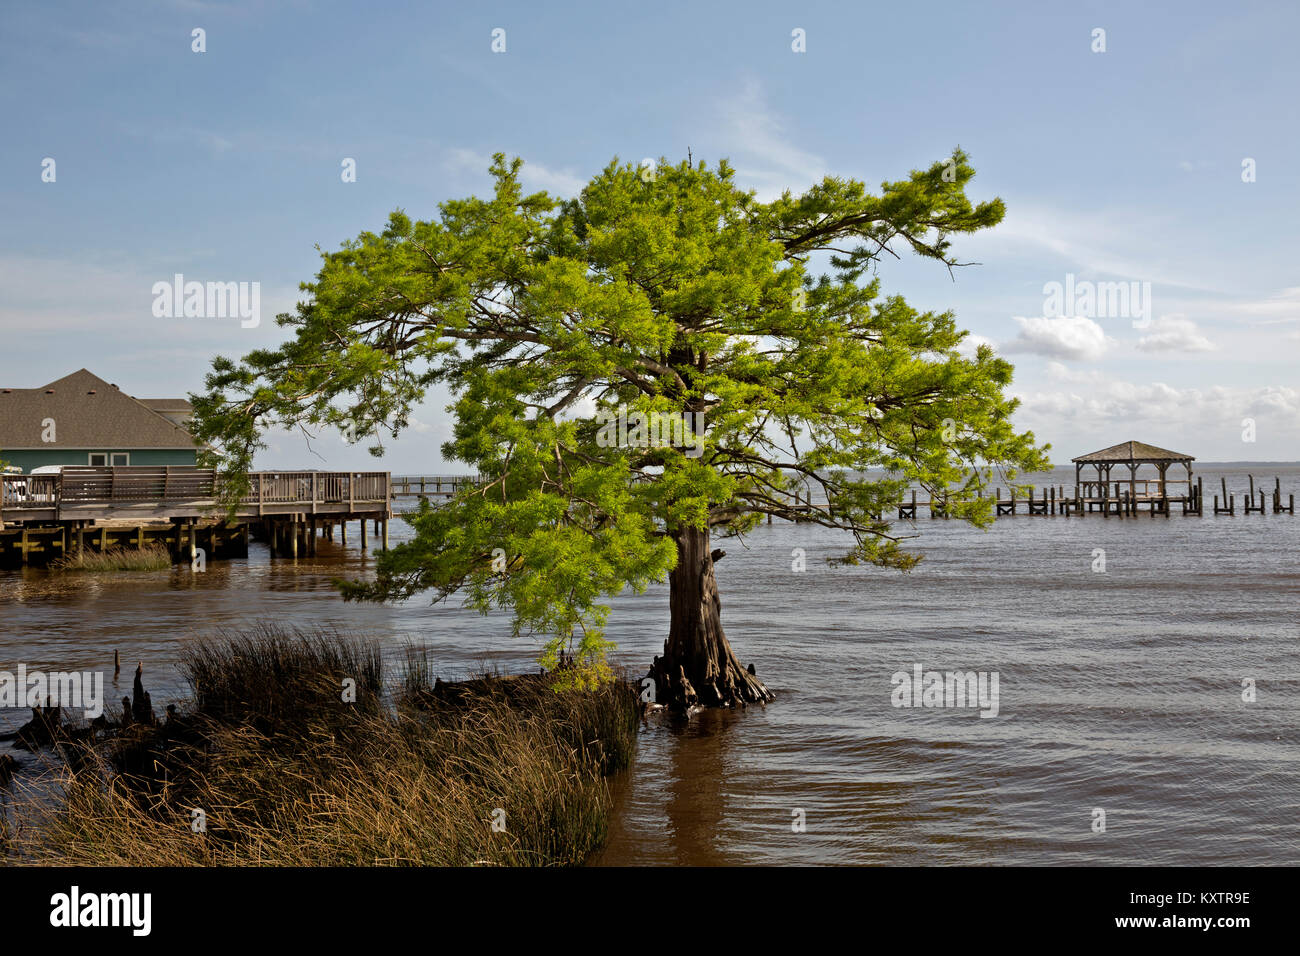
7 626 637 866
53 544 173 572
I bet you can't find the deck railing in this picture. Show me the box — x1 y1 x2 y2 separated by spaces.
1079 478 1191 499
1 466 391 521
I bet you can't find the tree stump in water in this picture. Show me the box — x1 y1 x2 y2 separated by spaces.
13 703 63 751
131 662 156 726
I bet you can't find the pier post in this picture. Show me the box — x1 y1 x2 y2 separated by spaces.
341 519 348 544
381 518 389 551
291 520 298 559
360 518 368 550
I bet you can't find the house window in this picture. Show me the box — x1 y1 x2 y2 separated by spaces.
89 453 108 466
110 452 130 466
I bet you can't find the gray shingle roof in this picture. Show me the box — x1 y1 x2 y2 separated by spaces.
1072 440 1195 463
0 369 196 449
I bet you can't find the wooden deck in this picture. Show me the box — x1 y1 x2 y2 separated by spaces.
0 466 392 525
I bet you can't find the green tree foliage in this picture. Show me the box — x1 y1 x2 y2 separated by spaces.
192 152 1048 687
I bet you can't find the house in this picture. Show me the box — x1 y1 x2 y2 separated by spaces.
0 369 198 472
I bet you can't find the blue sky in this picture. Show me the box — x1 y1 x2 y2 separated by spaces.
2 0 1298 469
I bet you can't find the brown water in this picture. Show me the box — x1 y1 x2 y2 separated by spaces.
3 465 1298 865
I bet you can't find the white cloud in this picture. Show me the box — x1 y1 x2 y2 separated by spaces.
714 77 827 200
975 205 1218 293
955 332 998 359
1011 370 1300 458
1135 314 1216 352
1006 315 1111 361
1043 361 1105 385
1226 286 1300 325
443 147 584 197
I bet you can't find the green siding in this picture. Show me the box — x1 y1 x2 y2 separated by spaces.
0 448 197 473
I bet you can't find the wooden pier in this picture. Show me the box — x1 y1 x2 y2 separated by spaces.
0 466 392 568
772 474 1293 523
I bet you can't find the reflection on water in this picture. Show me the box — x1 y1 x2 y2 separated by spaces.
4 468 1300 865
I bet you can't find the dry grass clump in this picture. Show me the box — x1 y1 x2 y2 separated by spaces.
53 544 172 572
7 627 637 866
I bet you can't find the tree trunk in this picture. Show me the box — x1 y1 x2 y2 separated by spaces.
647 524 773 711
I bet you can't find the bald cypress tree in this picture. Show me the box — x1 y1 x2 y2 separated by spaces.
192 152 1046 710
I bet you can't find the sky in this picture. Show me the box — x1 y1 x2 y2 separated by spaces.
2 0 1298 470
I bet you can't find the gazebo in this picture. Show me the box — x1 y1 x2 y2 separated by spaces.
1072 440 1195 503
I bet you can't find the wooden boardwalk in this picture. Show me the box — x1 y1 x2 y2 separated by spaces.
0 466 393 566
1 466 391 524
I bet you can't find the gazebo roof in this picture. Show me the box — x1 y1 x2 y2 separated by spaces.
1072 440 1195 464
